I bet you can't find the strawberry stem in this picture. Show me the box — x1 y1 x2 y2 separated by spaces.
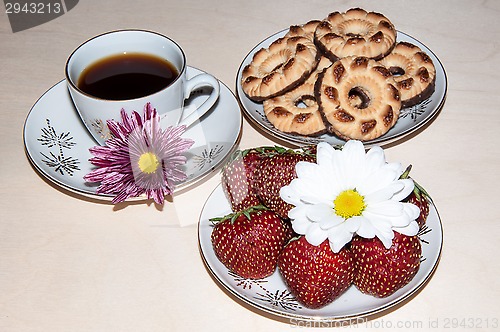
209 205 270 225
400 164 412 179
399 164 433 204
414 180 433 204
229 145 320 163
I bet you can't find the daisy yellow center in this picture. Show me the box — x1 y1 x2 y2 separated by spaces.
334 189 366 219
138 152 160 174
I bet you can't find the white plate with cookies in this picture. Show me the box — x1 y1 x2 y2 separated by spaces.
236 15 447 147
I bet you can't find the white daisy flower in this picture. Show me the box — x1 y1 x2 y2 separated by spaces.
280 141 420 253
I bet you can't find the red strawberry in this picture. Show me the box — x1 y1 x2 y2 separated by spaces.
221 149 265 212
210 206 289 279
282 219 297 242
400 165 432 228
254 147 315 219
277 237 354 309
351 232 422 298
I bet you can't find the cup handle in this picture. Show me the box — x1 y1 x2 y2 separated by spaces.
178 73 220 127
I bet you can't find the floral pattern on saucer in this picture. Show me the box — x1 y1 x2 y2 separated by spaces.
38 119 80 176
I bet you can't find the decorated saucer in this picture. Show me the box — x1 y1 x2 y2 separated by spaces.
24 67 242 200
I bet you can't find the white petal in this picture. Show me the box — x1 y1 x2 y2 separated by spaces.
402 202 421 220
279 185 301 206
317 143 343 187
365 146 386 171
297 175 337 204
391 179 415 201
357 167 399 196
342 140 365 156
301 195 329 205
318 145 347 191
327 223 356 253
387 214 413 228
288 171 336 205
366 200 404 217
305 223 328 246
364 182 404 203
372 223 395 249
364 212 394 238
344 217 362 232
342 141 366 187
288 204 308 220
323 213 346 229
365 203 415 228
377 228 395 244
394 220 419 236
291 217 311 235
329 238 351 253
316 142 337 166
285 180 315 205
377 233 395 249
317 163 343 196
319 214 344 230
386 161 404 175
307 203 333 222
295 160 318 179
355 216 377 238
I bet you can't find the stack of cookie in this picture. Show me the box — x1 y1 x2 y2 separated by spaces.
241 8 436 141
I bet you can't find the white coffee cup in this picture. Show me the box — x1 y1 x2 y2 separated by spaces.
65 29 220 145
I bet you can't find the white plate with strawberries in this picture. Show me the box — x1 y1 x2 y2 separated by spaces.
198 184 442 322
198 145 443 322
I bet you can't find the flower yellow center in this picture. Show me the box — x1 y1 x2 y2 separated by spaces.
138 152 160 174
334 189 366 219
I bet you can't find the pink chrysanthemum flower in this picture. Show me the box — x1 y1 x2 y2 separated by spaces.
84 103 194 204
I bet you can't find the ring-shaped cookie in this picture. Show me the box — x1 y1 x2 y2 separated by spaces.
285 20 321 42
263 82 326 136
315 8 397 62
262 56 332 137
241 36 319 101
316 56 401 141
379 41 436 107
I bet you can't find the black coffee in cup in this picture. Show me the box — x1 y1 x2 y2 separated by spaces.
66 30 220 145
77 52 178 100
